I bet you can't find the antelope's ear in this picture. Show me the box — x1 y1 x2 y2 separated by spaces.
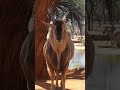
62 13 68 23
62 18 67 24
62 17 67 22
42 21 54 28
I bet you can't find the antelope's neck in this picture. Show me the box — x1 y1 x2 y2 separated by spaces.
49 31 69 54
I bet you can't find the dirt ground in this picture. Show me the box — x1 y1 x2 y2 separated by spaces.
35 69 85 90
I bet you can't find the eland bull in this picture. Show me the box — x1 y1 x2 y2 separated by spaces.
43 19 74 90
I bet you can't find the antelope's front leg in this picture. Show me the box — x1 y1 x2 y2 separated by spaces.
56 74 59 88
51 74 55 90
47 64 55 90
61 73 66 90
61 65 69 90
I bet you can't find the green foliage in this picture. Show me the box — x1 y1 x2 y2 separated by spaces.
54 0 85 35
71 0 85 10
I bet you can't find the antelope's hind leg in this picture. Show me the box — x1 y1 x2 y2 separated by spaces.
47 63 55 90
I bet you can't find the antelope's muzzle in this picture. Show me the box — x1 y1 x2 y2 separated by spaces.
56 33 62 42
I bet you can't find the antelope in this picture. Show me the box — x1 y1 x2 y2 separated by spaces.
43 19 74 90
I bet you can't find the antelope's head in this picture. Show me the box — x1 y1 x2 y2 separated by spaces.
42 20 67 43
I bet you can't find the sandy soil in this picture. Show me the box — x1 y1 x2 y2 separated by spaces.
35 69 85 90
35 79 85 90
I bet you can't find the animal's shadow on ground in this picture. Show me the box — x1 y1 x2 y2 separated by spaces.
35 80 70 90
35 80 50 90
66 68 85 80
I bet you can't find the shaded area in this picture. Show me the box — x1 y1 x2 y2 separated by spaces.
0 0 34 89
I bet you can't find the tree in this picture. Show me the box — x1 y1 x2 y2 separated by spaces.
57 0 85 35
35 0 59 80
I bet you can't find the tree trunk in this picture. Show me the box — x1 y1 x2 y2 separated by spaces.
0 0 34 89
35 0 58 80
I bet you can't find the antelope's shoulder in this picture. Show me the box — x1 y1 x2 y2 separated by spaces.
43 40 54 54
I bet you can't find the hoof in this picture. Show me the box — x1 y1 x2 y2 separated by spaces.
50 87 54 90
55 86 58 90
60 84 63 88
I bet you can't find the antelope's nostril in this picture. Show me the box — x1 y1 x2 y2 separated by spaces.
58 40 61 42
56 36 62 42
57 37 61 41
